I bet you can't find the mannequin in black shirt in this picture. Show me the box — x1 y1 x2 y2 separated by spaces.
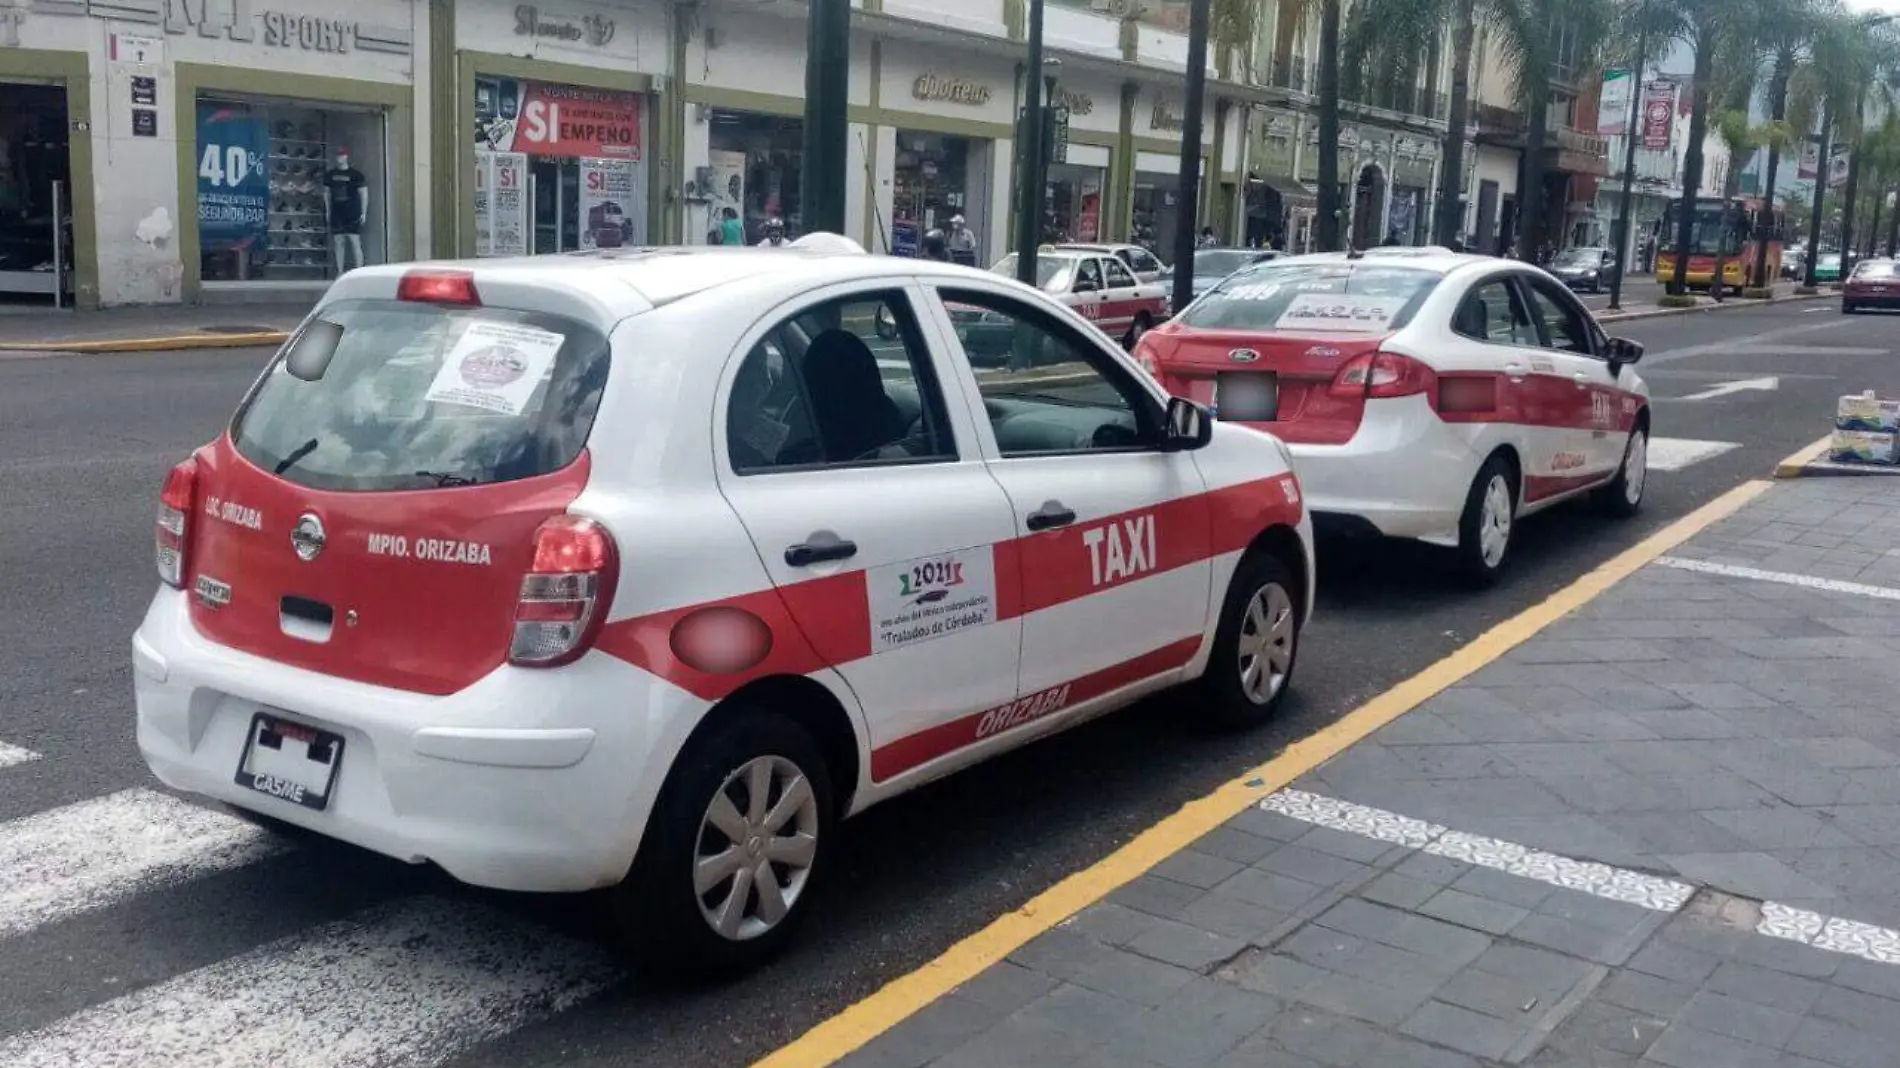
326 147 368 273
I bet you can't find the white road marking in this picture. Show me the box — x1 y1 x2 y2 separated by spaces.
0 897 622 1068
0 741 40 768
1645 438 1741 471
1672 376 1779 401
1261 789 1695 910
1653 556 1900 601
0 788 288 937
1265 788 1900 968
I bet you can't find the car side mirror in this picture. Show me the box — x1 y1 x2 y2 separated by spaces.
1606 336 1644 369
1074 278 1099 293
1161 396 1214 451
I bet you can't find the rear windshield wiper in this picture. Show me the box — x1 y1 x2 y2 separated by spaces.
274 438 319 475
413 470 478 487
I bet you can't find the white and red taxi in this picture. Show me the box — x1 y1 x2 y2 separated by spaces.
987 247 1171 348
136 236 1313 975
1134 251 1651 583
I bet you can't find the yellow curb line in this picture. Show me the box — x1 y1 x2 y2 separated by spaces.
1775 434 1837 479
752 478 1775 1068
4 331 290 354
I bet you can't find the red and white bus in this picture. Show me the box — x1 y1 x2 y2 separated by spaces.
1654 196 1789 293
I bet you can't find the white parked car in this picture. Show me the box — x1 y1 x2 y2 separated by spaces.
1135 251 1651 584
990 247 1171 348
135 237 1314 976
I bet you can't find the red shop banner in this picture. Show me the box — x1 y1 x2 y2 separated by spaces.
483 79 642 160
1640 80 1675 152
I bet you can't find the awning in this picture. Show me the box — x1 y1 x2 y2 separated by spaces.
1247 174 1317 212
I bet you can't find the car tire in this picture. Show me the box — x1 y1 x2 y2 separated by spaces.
1454 454 1517 588
1124 313 1154 350
1594 426 1648 518
1844 303 1859 314
1196 551 1301 728
615 708 836 979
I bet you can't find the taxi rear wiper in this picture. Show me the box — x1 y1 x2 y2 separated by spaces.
414 470 478 487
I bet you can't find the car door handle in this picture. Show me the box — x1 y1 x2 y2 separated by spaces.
1026 503 1077 531
784 538 858 567
1503 362 1528 380
1574 373 1590 388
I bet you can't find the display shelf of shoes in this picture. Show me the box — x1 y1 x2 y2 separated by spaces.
266 132 329 271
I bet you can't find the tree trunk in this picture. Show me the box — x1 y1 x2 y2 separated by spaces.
1433 0 1475 246
1887 184 1900 256
1839 96 1866 277
1752 47 1792 289
1670 22 1716 296
1316 0 1342 251
1867 192 1883 259
1520 83 1550 261
1711 168 1741 301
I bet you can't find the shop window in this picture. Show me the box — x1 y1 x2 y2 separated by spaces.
0 83 73 303
1047 163 1105 244
705 110 803 246
473 76 647 256
892 131 987 265
197 97 388 285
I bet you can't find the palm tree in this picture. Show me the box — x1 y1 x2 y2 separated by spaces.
1350 0 1476 245
1746 0 1823 288
1706 13 1772 300
1652 0 1736 297
1316 0 1343 249
1787 9 1899 281
1435 0 1478 245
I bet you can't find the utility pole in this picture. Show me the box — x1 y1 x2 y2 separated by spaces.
1608 6 1648 312
801 0 850 235
1803 100 1832 290
1315 0 1341 250
1171 0 1210 313
1014 0 1047 286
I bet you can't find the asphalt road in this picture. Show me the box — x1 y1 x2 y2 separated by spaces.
0 294 1889 1066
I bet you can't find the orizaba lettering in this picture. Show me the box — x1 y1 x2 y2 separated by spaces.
1082 514 1157 587
366 534 493 565
974 683 1073 740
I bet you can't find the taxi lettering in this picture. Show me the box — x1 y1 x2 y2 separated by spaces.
975 683 1073 739
365 532 493 565
202 497 263 531
1082 514 1157 587
1591 392 1614 430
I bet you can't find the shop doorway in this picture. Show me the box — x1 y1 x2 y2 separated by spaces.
892 131 988 265
1350 163 1386 249
0 82 73 306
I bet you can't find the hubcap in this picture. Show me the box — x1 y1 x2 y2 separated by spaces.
1479 475 1513 569
693 755 819 942
1237 582 1296 705
1624 433 1648 506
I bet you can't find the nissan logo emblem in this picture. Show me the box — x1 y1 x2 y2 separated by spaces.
291 513 326 562
1229 348 1261 363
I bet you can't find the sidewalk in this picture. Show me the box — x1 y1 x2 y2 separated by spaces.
0 301 308 353
827 476 1900 1068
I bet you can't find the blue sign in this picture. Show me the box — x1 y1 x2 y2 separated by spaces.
196 103 269 250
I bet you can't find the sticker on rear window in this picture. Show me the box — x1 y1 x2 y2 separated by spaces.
1274 293 1404 333
1219 283 1282 302
867 547 997 653
424 321 564 415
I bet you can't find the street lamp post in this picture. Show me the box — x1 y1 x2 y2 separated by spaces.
1013 0 1047 286
801 0 850 235
1608 4 1649 312
1171 0 1211 314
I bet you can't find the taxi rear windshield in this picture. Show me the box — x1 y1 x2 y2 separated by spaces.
231 299 609 492
1176 262 1441 334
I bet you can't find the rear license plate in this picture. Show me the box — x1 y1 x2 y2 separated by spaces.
235 712 344 812
1215 372 1279 422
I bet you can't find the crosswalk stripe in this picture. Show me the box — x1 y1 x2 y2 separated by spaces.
0 788 288 938
1647 437 1741 471
0 896 623 1068
0 741 39 768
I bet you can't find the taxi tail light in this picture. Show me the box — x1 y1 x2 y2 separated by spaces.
397 269 481 306
1330 351 1435 399
155 457 197 588
509 515 618 667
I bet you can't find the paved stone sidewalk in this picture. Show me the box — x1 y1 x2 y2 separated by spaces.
837 477 1900 1068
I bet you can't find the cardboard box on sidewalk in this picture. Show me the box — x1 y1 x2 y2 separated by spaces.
1837 391 1900 432
1831 429 1900 465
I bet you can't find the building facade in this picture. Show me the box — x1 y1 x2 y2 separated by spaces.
0 0 1260 307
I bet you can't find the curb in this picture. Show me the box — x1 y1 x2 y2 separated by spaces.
1 330 291 355
1774 432 1900 479
1598 289 1830 324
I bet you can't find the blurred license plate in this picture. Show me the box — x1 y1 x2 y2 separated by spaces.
1215 373 1279 421
235 712 343 811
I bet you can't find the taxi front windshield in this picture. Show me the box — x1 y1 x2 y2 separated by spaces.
1176 262 1441 333
991 254 1074 291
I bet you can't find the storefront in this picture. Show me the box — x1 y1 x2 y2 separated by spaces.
1048 156 1109 243
1043 79 1117 246
472 75 648 255
874 48 1011 263
705 109 802 246
453 0 664 258
1130 88 1214 256
0 77 80 305
1245 110 1313 250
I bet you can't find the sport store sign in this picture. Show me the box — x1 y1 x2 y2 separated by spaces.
19 0 412 56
